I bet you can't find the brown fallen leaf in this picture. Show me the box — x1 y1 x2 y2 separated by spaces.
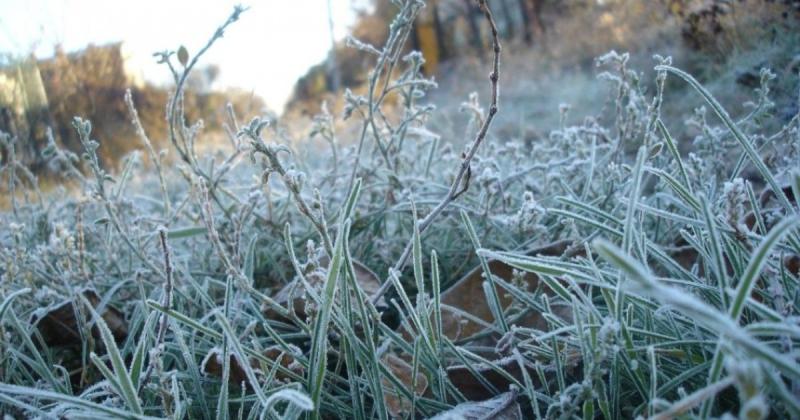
430 390 521 420
758 184 796 208
676 210 800 281
397 241 575 343
743 211 757 233
668 234 702 272
201 345 303 387
336 257 385 302
381 353 428 418
414 252 579 400
442 260 541 341
266 256 384 321
446 350 581 402
784 254 800 276
401 258 573 346
388 244 578 403
32 289 128 348
393 257 577 401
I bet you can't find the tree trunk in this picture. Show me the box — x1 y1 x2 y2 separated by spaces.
499 0 516 39
517 0 546 45
433 2 448 61
463 0 484 54
530 0 546 40
518 0 533 44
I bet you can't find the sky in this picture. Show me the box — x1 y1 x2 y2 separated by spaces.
0 0 362 112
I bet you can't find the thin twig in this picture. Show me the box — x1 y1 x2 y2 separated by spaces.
346 1 423 192
245 129 335 257
167 6 245 165
125 90 171 218
160 6 246 221
371 0 502 305
138 227 174 391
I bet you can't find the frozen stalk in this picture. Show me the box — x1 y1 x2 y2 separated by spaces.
371 0 502 305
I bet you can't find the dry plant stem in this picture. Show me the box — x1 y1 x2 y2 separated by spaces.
103 201 164 277
247 138 335 257
164 7 244 220
370 0 501 305
167 6 244 165
138 228 174 391
124 90 171 217
199 182 240 275
1 137 19 217
212 109 247 192
326 0 341 92
347 123 371 192
347 2 421 191
198 180 291 319
71 119 166 277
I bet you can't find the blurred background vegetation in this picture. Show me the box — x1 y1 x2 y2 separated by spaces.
0 43 264 172
1 0 799 176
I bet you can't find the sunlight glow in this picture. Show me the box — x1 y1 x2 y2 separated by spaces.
0 0 358 112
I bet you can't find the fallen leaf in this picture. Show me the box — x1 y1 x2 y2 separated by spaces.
389 245 578 401
401 258 572 345
266 256 384 321
201 345 303 387
381 353 428 417
445 350 580 402
32 289 128 348
758 184 796 208
784 254 800 276
430 390 522 420
440 260 541 341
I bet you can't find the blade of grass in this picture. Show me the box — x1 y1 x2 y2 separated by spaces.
308 219 350 418
0 383 159 419
701 215 800 415
656 64 792 211
81 295 143 414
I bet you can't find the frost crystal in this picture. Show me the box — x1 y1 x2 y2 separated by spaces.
722 178 747 234
512 191 545 233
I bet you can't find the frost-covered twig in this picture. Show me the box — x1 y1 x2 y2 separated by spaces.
346 0 426 190
124 89 171 218
138 227 174 391
371 0 502 305
156 5 247 220
243 119 334 257
71 117 165 277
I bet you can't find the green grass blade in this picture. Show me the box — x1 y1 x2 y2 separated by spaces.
656 64 793 211
0 288 31 322
81 296 143 414
308 219 350 418
0 383 159 419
